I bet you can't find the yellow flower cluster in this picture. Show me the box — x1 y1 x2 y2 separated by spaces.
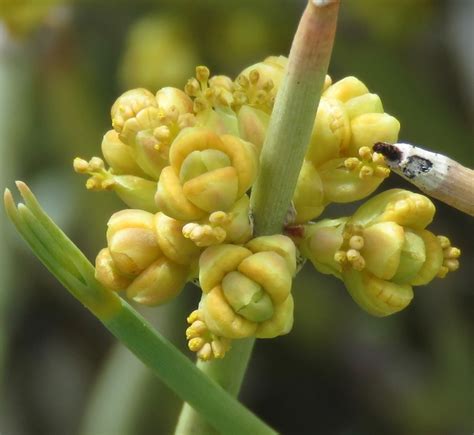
296 189 461 316
75 56 460 360
95 210 200 306
293 76 399 223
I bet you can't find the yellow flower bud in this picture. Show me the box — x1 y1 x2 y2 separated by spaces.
101 130 146 177
305 97 351 167
111 88 157 135
292 161 326 223
196 235 296 340
323 76 369 102
155 87 193 116
346 112 400 156
344 93 383 119
155 128 258 221
236 105 270 153
95 210 200 306
297 218 348 277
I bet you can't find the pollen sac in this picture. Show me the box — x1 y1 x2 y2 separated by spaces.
293 76 400 223
295 189 461 317
95 209 200 306
155 127 259 223
195 235 296 341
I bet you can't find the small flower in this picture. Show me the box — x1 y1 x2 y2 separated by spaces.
155 127 259 222
295 189 461 316
293 76 400 223
194 235 296 341
95 209 200 306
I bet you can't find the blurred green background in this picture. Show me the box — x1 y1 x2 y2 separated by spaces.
0 1 472 434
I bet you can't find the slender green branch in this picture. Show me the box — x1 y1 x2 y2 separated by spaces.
3 185 276 435
176 1 340 433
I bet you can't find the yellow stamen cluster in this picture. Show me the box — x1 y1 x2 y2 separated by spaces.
437 235 461 278
233 69 275 111
232 56 287 113
73 157 114 190
185 66 234 111
334 226 366 271
344 147 390 180
186 310 231 360
73 56 461 361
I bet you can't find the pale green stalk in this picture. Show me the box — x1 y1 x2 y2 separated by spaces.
175 1 340 433
3 183 276 435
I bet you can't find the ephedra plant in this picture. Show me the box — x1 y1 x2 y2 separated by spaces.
4 1 469 433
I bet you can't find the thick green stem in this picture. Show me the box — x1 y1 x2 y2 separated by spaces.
251 0 340 235
175 1 340 433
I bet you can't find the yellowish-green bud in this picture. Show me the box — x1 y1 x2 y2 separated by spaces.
95 210 200 306
346 112 400 156
222 271 274 322
237 105 270 153
101 130 146 177
156 87 193 116
155 128 258 221
294 75 398 222
293 160 326 223
196 235 296 340
296 218 348 277
194 107 239 136
323 76 369 102
111 88 157 135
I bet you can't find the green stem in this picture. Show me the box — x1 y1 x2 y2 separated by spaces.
3 185 276 435
175 1 340 433
251 0 340 235
175 338 255 435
